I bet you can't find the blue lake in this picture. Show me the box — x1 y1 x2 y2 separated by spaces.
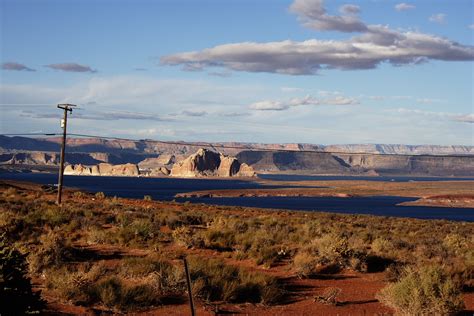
1 172 473 222
259 174 474 182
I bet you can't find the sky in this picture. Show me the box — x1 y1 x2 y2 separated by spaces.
0 0 473 145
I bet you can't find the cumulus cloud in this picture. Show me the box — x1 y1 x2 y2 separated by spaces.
161 30 474 75
161 1 473 76
2 62 35 72
429 13 446 24
395 3 416 11
250 100 289 111
470 24 474 30
45 63 97 73
290 0 367 32
339 4 360 15
250 95 357 111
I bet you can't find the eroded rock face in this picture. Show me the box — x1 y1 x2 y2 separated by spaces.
138 155 175 169
217 155 241 177
64 163 139 176
237 163 256 177
171 148 255 178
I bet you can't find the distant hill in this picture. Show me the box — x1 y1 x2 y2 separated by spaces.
1 136 473 176
1 135 472 156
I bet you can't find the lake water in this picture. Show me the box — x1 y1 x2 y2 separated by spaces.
259 174 474 182
1 172 473 222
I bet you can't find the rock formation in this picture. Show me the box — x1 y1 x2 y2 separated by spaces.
171 148 256 178
64 163 139 176
138 155 175 169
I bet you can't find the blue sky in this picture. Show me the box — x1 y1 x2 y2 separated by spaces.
1 0 473 145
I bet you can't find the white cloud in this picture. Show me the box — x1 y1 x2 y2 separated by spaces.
395 3 416 11
339 4 360 15
250 95 358 111
250 100 288 111
322 96 359 105
161 0 473 76
469 24 474 30
290 0 367 32
161 29 474 75
429 13 446 24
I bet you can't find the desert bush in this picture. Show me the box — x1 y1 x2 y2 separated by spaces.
0 233 45 315
203 229 235 251
95 191 106 199
47 259 182 310
172 226 194 248
293 250 318 278
443 234 469 256
28 230 72 273
116 218 160 246
371 237 393 256
188 256 284 304
143 195 152 201
119 256 185 293
377 265 465 315
73 191 85 198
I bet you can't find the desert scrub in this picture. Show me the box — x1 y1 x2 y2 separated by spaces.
188 256 285 305
95 191 106 199
46 258 184 311
28 230 72 273
203 228 235 250
119 255 185 293
172 226 195 248
377 265 465 315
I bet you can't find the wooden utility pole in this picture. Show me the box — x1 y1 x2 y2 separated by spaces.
183 257 195 316
56 104 76 205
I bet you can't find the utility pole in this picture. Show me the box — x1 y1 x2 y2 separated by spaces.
183 256 195 316
56 103 76 205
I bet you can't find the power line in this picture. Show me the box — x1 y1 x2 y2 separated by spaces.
0 132 473 158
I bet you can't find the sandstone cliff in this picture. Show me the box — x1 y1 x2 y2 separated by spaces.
171 148 256 178
64 163 139 176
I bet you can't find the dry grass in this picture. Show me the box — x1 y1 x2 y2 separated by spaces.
0 181 473 313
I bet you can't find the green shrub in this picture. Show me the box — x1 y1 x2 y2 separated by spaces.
188 256 284 305
143 195 152 201
377 265 465 315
